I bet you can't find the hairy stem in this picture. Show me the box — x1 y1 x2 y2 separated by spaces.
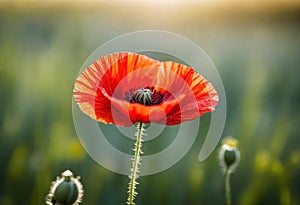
225 168 232 205
127 122 144 205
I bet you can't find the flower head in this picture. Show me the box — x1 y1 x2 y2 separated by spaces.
46 170 83 205
219 137 240 173
73 52 218 126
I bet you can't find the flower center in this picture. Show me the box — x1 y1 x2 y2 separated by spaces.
134 88 154 105
125 86 164 106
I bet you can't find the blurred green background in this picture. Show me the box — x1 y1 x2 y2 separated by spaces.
1 1 300 205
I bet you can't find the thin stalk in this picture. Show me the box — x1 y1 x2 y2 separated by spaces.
225 168 232 205
127 122 144 205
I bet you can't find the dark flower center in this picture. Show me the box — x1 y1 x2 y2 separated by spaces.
134 88 154 105
125 86 164 106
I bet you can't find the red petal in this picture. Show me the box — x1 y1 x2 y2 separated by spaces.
160 61 219 125
73 52 219 126
73 52 161 125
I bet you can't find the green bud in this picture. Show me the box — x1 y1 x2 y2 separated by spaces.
223 148 239 168
54 181 79 204
219 137 240 173
46 170 83 205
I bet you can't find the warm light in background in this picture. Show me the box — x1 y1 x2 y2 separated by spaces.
0 0 300 205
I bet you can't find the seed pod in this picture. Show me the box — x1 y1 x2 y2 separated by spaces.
46 170 83 205
134 88 154 105
219 137 240 173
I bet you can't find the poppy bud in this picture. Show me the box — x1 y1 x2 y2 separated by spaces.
46 170 83 205
219 137 240 173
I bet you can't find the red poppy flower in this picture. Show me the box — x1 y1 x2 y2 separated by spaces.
73 52 218 127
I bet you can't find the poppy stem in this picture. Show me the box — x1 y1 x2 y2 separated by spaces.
127 122 144 205
225 168 232 205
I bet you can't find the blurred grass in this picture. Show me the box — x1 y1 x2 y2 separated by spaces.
0 1 300 205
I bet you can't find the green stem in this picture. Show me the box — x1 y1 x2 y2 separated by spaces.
127 123 144 205
225 168 232 205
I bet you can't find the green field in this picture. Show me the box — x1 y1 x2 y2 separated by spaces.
0 2 300 205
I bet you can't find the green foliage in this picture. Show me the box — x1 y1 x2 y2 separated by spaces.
0 3 300 205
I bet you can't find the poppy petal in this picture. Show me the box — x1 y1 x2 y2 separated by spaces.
160 61 219 125
73 52 160 125
73 52 219 127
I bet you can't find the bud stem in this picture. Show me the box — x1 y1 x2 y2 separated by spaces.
127 122 144 205
225 168 232 205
